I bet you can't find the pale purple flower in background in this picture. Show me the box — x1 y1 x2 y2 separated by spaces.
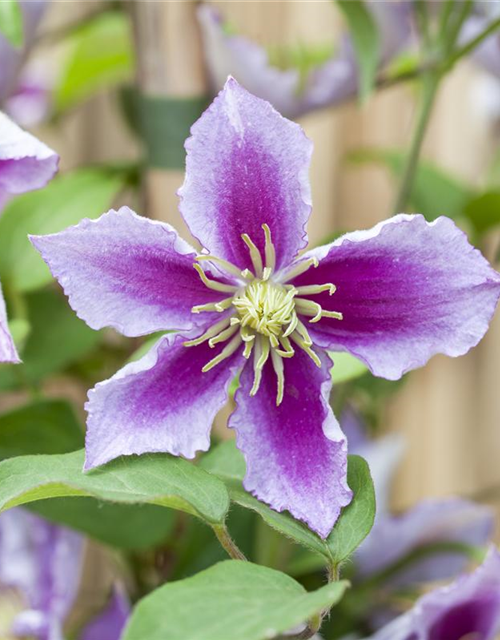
0 1 47 107
0 111 58 363
357 498 494 588
0 509 83 640
32 79 500 537
197 3 412 119
343 412 494 590
0 509 129 640
5 66 51 128
367 546 500 640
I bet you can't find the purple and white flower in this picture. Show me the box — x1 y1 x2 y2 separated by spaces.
343 411 494 589
198 4 412 119
368 546 500 640
0 110 58 363
31 79 500 538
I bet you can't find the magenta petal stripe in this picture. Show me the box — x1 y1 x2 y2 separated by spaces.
30 207 227 338
178 77 313 272
292 215 500 380
84 332 244 470
230 348 352 539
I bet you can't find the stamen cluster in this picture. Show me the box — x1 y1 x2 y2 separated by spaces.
185 225 343 405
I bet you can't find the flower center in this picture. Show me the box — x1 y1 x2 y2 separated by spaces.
185 224 343 405
232 280 297 341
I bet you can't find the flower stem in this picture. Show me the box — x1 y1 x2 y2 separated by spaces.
391 71 440 216
445 17 500 70
212 524 247 561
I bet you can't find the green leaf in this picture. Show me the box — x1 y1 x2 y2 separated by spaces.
0 399 83 460
326 455 375 565
330 352 368 384
0 404 174 549
0 168 126 293
0 449 230 524
348 148 474 220
29 498 175 550
21 289 102 384
336 0 380 101
122 560 348 640
56 11 134 111
0 289 102 391
463 191 500 235
201 443 376 566
0 0 23 47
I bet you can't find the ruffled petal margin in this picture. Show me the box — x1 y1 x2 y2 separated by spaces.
292 215 500 380
179 78 312 272
84 332 244 470
31 207 227 338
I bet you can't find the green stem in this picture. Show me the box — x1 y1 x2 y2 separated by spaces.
446 17 500 70
212 524 247 561
391 72 440 215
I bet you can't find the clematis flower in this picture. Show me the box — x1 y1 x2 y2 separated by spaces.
0 508 83 640
367 546 500 640
356 498 494 589
198 3 412 119
0 111 58 363
31 79 500 538
0 1 47 107
0 508 129 640
343 411 494 590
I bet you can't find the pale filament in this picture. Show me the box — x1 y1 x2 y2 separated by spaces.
185 224 342 405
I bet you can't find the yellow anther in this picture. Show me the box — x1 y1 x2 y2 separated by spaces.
262 224 276 274
193 263 238 293
242 233 263 278
183 316 232 347
290 332 322 367
275 336 295 358
250 336 270 396
280 257 319 284
196 255 246 281
271 349 284 405
208 324 239 347
294 298 323 323
191 297 234 314
202 334 242 372
294 283 336 296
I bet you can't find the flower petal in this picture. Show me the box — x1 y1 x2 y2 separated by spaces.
178 77 312 272
0 111 58 201
368 546 500 640
0 281 19 363
79 587 129 640
356 498 494 587
31 207 226 337
0 508 84 640
229 349 352 539
291 215 500 380
85 332 243 470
